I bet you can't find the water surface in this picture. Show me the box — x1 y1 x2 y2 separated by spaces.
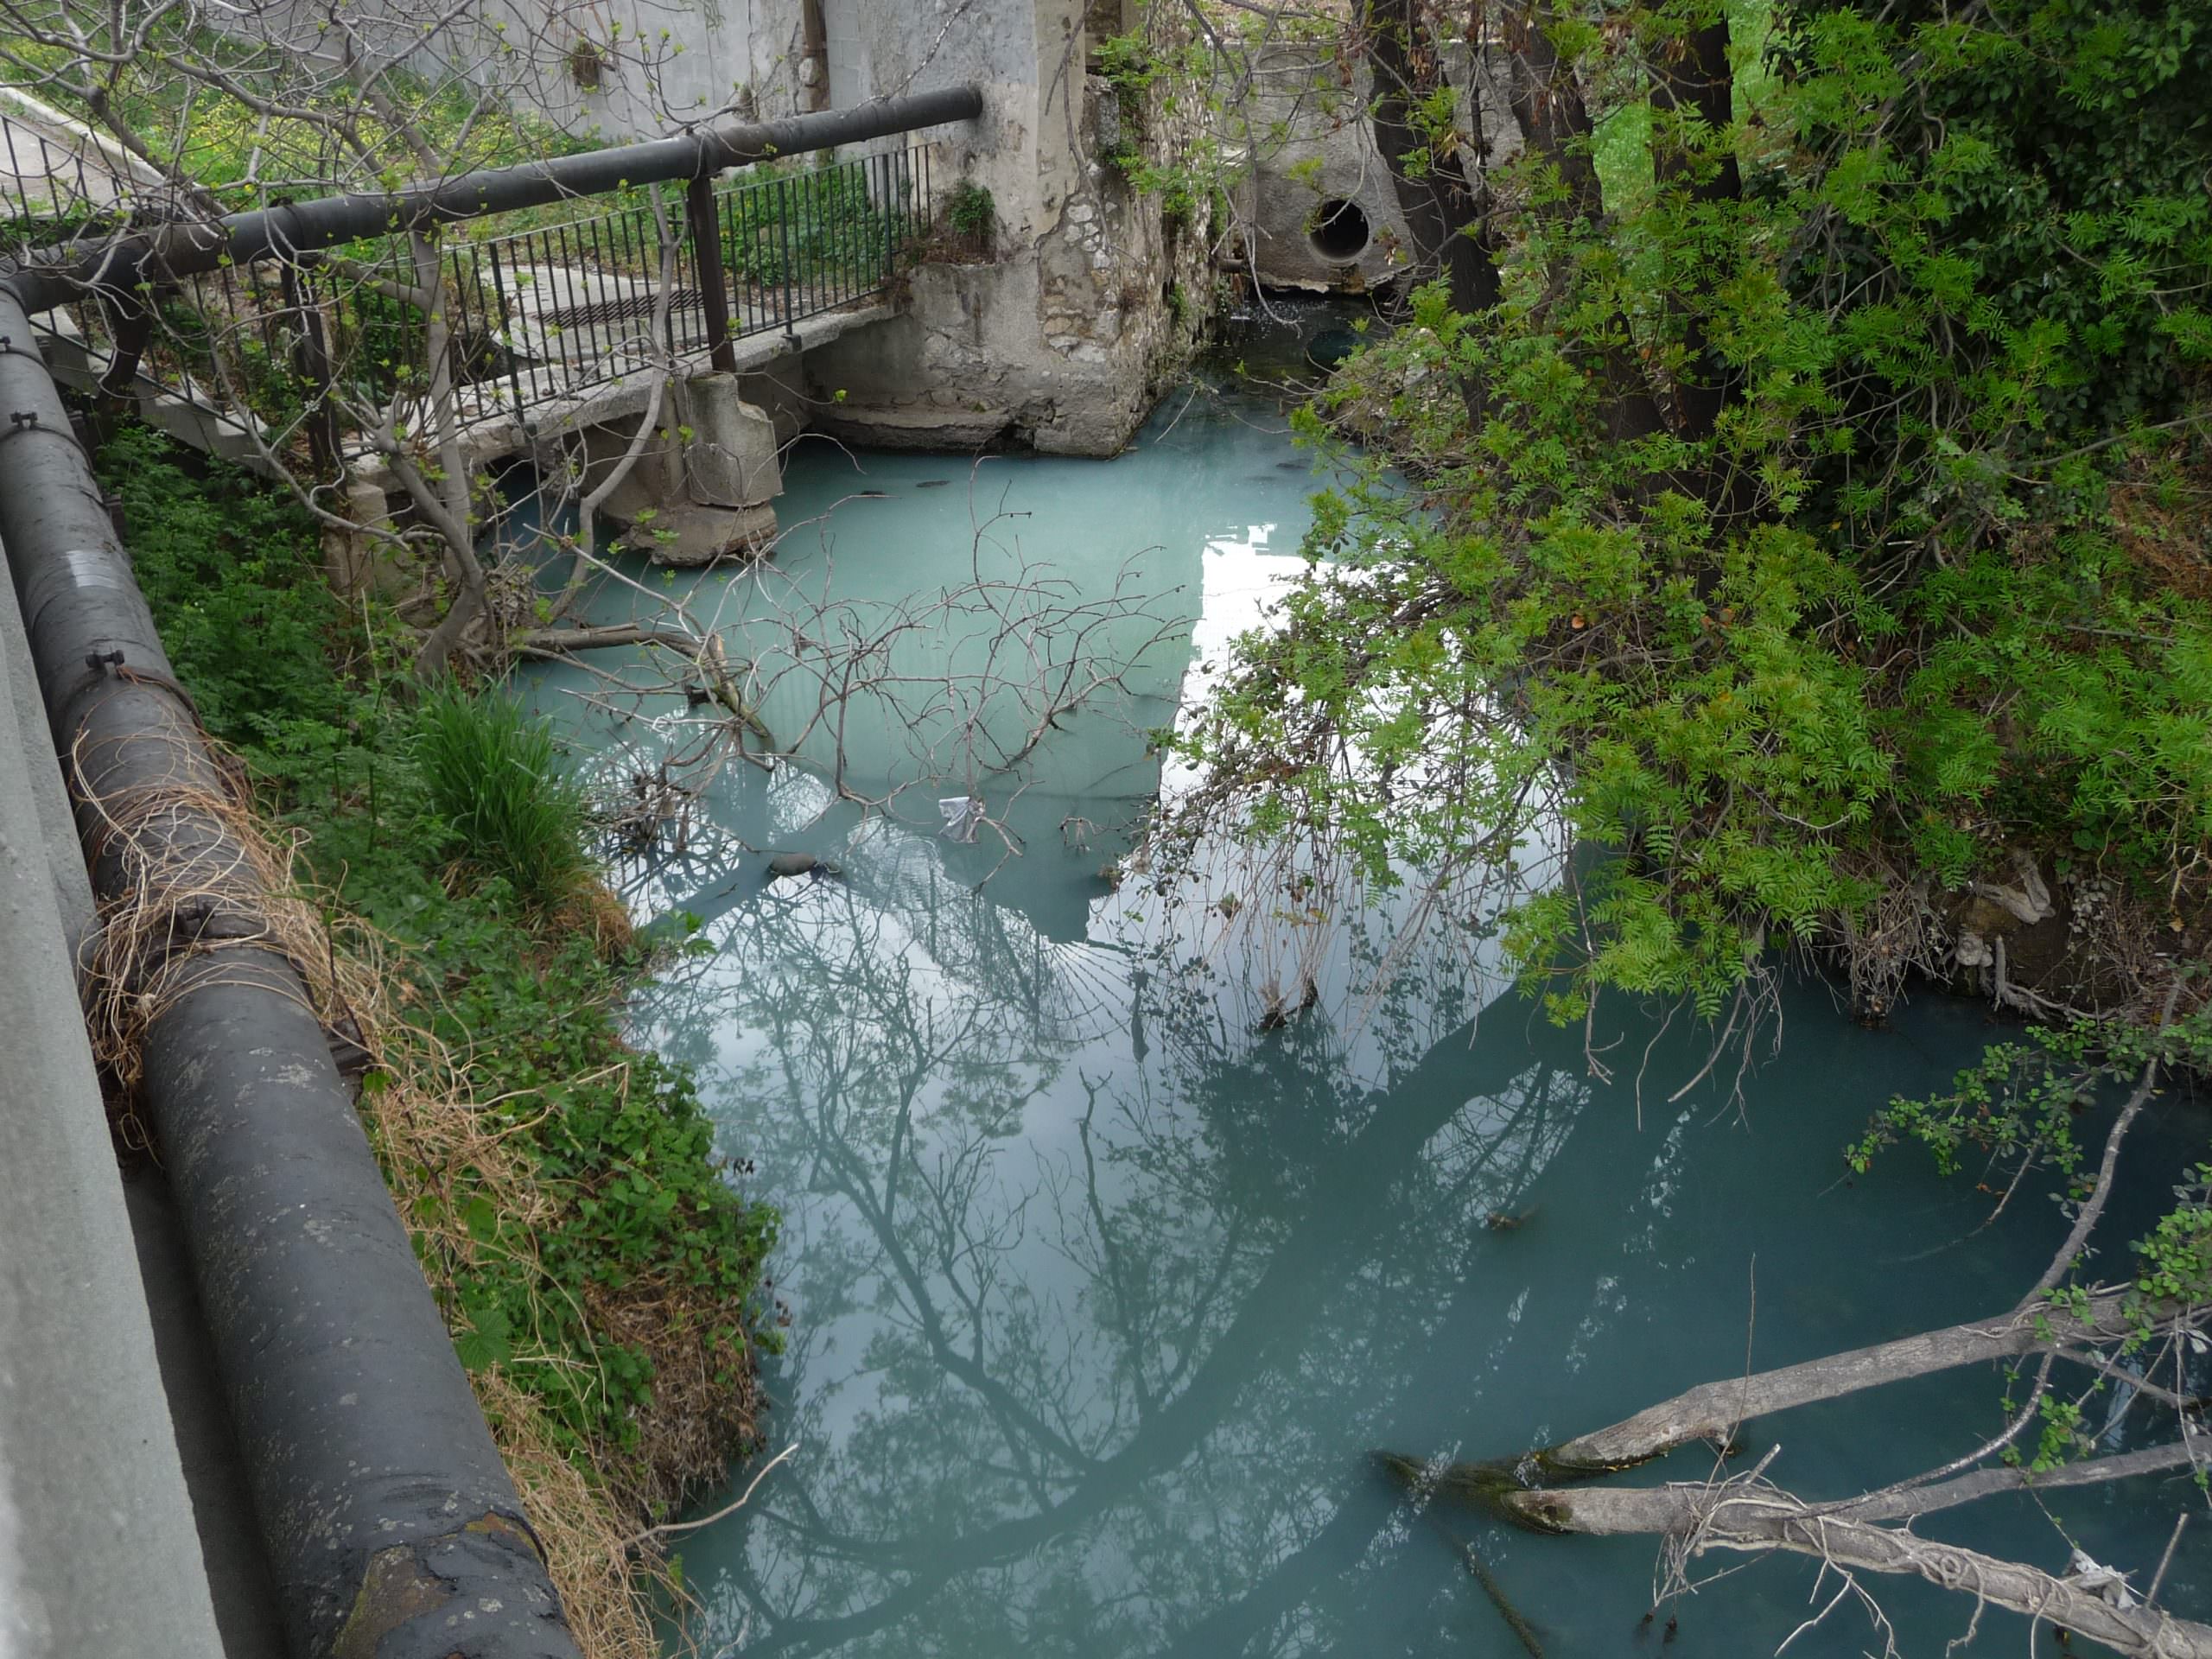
524 382 2205 1658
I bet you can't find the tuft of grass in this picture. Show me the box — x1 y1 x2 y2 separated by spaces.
414 686 594 912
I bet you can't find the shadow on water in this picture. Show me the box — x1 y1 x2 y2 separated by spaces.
518 378 2209 1659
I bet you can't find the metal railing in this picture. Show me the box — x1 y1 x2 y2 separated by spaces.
1 91 974 480
0 102 160 245
19 143 931 474
430 141 932 412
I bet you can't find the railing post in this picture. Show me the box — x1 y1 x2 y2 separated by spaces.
778 174 800 346
687 173 737 373
95 288 151 400
485 238 529 416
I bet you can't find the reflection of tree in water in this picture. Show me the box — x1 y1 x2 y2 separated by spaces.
641 823 1603 1659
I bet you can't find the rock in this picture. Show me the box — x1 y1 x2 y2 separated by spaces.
766 852 842 880
620 502 778 566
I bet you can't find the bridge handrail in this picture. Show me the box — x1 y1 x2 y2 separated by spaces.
0 84 982 315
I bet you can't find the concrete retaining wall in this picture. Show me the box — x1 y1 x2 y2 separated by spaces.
0 540 228 1659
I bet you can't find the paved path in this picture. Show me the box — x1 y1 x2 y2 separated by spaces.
0 88 165 221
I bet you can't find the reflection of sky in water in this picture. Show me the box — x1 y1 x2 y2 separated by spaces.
521 391 2208 1659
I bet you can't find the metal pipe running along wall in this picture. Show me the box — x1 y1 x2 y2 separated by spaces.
2 85 984 315
0 283 580 1656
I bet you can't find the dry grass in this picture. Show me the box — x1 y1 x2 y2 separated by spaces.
477 1370 672 1659
73 718 369 1147
339 897 715 1656
2112 440 2212 602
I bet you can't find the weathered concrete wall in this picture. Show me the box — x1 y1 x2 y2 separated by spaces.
510 0 1200 458
1237 41 1521 294
798 0 1208 455
0 541 230 1659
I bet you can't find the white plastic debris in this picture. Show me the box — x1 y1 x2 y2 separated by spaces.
938 796 983 844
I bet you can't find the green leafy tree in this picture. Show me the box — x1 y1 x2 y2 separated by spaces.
1166 0 2211 1038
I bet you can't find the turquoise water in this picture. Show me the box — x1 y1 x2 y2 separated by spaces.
522 385 2205 1658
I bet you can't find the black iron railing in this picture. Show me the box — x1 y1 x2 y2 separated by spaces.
3 101 956 476
425 142 931 412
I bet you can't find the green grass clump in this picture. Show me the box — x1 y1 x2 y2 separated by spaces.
413 685 594 913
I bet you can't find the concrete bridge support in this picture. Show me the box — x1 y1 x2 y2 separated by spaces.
799 0 1210 455
557 0 1206 456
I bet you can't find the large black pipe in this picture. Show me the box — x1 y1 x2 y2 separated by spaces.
0 282 581 1656
3 85 983 315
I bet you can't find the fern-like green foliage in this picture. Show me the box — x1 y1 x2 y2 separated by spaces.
1167 0 2212 1015
99 423 778 1501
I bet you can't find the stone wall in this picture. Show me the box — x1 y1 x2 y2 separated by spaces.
797 0 1210 456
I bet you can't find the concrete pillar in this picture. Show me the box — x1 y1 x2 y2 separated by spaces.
681 372 783 507
322 477 404 598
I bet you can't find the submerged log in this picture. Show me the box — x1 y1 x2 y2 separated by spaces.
1393 1289 2144 1491
766 851 842 880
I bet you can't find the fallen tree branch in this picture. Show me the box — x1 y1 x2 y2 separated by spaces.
621 1440 797 1553
512 625 776 749
1497 1455 2212 1659
1503 1440 2198 1535
1515 1290 2147 1477
2022 982 2183 1307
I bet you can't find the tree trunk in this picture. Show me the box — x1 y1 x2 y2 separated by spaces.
1365 0 1503 319
1501 0 1605 224
1549 1290 2145 1472
407 230 489 677
1363 0 1503 425
1501 1455 2212 1659
1413 1289 2145 1485
1649 12 1741 445
1501 0 1671 446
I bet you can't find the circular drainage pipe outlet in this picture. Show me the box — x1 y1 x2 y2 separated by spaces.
1307 198 1371 262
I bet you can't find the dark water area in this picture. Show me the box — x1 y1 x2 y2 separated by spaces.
516 372 2209 1658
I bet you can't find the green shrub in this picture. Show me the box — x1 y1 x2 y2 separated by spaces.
944 179 997 257
722 161 907 287
99 422 352 750
1167 0 2212 1018
412 685 594 912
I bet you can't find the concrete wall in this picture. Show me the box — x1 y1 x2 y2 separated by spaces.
1237 41 1521 294
498 0 1196 457
0 542 229 1659
798 0 1209 455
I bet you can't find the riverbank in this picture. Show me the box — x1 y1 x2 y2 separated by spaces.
98 422 779 1656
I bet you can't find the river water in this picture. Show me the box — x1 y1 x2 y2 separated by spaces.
520 360 2203 1657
